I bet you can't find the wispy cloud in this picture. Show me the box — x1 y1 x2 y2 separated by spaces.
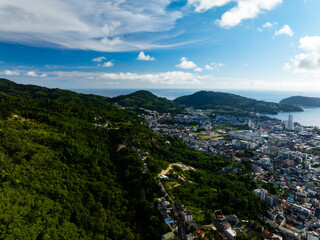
92 56 106 62
1 70 20 76
100 71 201 85
258 21 277 32
194 67 203 72
50 70 201 85
205 62 225 70
0 0 182 51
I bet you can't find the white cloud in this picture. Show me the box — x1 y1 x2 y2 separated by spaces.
188 0 282 28
284 36 320 74
205 62 225 70
102 61 114 67
194 67 203 72
26 71 47 77
275 25 294 37
100 71 201 85
53 71 100 78
2 70 20 76
262 22 273 28
258 21 275 31
26 71 38 77
0 0 182 51
176 57 198 69
92 56 106 62
299 36 320 51
136 51 155 61
188 0 233 12
217 0 282 28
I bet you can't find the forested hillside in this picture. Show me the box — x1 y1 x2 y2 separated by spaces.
0 79 266 239
174 90 303 114
280 96 320 107
109 90 183 113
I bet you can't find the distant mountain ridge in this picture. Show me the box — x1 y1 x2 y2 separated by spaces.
174 90 303 114
280 96 320 107
0 79 303 115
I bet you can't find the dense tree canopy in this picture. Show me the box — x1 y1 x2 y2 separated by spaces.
174 90 303 114
0 79 266 239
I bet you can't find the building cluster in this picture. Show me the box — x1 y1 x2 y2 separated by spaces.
158 197 211 240
142 108 320 239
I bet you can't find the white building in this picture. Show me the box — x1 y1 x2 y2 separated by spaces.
287 114 294 130
183 211 193 221
225 228 237 240
254 188 267 201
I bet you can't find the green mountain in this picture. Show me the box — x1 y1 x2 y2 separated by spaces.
109 90 183 113
280 96 320 107
0 78 182 113
0 79 266 239
174 90 303 114
0 78 113 108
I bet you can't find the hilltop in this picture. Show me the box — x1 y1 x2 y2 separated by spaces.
280 96 320 107
0 79 182 113
174 90 303 114
109 90 183 113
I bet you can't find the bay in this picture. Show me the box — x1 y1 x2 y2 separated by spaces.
263 108 320 128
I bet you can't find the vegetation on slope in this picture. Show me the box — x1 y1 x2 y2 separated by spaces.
0 91 172 239
0 79 183 114
0 79 266 239
109 90 183 113
174 90 303 114
280 96 320 107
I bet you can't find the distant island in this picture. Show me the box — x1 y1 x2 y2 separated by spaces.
174 90 303 115
280 96 320 107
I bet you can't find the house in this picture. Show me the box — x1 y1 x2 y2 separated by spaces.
227 214 239 223
215 215 226 222
194 229 205 238
162 232 175 240
186 233 194 240
224 228 236 240
183 211 193 221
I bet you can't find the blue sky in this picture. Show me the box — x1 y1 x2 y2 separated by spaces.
1 0 320 91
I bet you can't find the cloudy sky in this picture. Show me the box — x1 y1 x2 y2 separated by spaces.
1 0 320 91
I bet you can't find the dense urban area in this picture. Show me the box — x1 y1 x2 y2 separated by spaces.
141 107 320 240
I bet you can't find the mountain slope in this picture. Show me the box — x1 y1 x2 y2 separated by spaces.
174 90 303 114
0 79 182 113
0 78 112 108
0 90 172 239
109 90 183 113
0 79 267 239
280 96 320 107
